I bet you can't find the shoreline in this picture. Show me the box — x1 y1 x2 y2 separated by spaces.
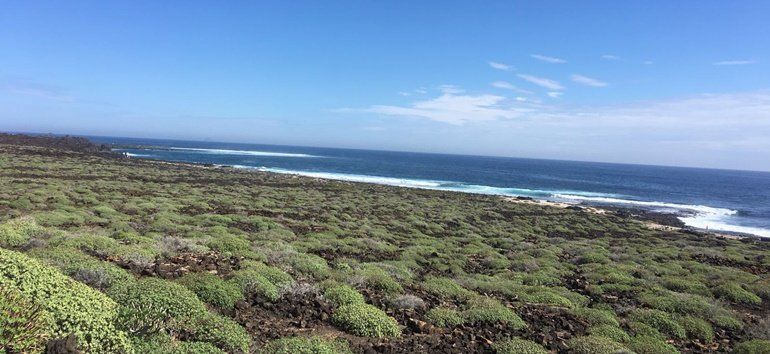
128 153 770 241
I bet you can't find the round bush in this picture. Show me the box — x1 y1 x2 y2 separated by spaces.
185 313 251 354
425 307 465 327
588 324 631 343
177 273 244 311
493 337 548 354
628 308 686 339
0 248 131 352
262 336 350 354
109 277 208 334
228 269 280 301
734 340 770 354
131 333 227 354
332 303 401 337
628 335 680 354
0 217 45 248
677 315 713 342
567 335 629 354
570 307 619 327
714 283 762 305
324 284 365 307
462 298 526 329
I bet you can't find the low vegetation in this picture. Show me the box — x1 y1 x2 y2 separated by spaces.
0 139 769 353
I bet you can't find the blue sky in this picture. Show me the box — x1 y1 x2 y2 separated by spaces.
1 1 769 171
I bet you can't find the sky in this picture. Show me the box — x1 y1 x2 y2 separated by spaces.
1 1 770 171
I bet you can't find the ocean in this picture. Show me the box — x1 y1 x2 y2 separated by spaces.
91 136 770 238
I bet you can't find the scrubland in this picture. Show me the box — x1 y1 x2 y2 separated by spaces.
1 142 769 353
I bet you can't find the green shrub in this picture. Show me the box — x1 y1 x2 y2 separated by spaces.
660 276 711 296
462 298 526 329
628 308 686 339
712 312 743 330
567 335 629 354
206 234 258 259
131 333 226 354
493 337 548 354
570 307 620 327
291 253 332 279
177 341 228 354
241 261 294 289
638 291 715 315
184 313 251 354
677 315 713 342
332 303 401 337
30 247 133 291
734 340 770 354
421 276 473 300
627 321 664 340
628 335 680 354
588 324 631 343
262 336 351 354
0 248 131 352
324 284 365 307
714 283 762 305
425 307 465 327
34 210 86 227
0 286 52 353
177 273 244 311
228 269 280 301
109 277 208 335
0 217 46 248
357 266 403 294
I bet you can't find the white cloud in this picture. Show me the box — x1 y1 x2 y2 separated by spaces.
490 81 533 94
439 84 464 94
643 60 653 65
488 61 513 71
713 60 757 66
491 81 515 90
530 54 566 64
360 91 528 125
547 92 563 98
601 54 621 60
517 74 564 90
571 74 608 87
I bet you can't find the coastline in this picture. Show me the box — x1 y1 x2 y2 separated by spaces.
121 152 770 241
134 153 770 241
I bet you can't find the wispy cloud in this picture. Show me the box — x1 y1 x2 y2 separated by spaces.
491 81 515 90
547 92 563 98
357 89 529 125
491 81 533 94
571 74 608 87
713 60 757 66
517 74 564 90
530 54 566 64
601 54 621 61
2 79 73 102
643 60 654 65
488 61 513 71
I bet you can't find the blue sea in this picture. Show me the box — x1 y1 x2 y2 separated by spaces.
91 136 770 238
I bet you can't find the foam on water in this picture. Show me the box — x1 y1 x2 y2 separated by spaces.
550 194 770 236
169 147 320 158
124 152 152 157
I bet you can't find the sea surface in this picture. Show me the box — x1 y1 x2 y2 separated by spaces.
91 136 770 238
